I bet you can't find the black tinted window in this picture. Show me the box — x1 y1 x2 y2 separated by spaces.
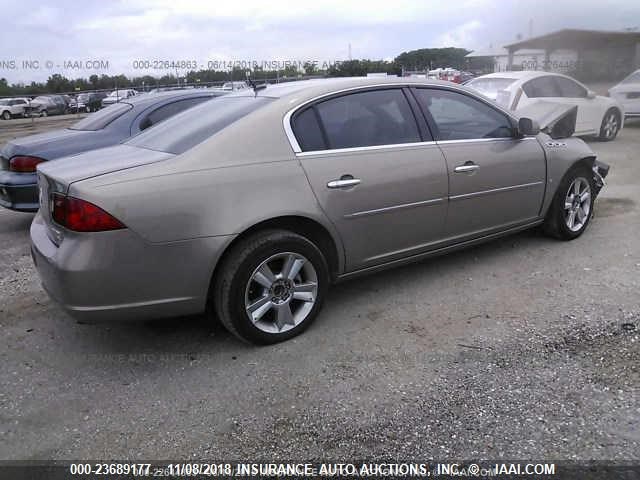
69 102 132 131
414 88 513 140
314 89 420 149
555 77 587 98
127 97 272 154
292 108 326 151
139 97 211 131
523 76 561 98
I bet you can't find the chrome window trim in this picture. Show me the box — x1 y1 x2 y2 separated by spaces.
282 82 520 155
344 197 445 219
449 181 544 201
296 140 438 157
294 136 537 157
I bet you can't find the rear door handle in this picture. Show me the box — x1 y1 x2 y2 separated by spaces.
327 175 361 189
454 163 480 173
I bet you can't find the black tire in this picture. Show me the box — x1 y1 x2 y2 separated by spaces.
543 164 595 240
597 108 621 141
211 229 329 344
1 110 10 120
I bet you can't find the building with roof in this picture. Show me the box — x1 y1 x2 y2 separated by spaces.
467 28 640 81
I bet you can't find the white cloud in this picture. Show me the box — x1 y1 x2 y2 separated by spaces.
434 20 484 48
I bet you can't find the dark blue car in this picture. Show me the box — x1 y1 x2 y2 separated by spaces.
0 89 226 212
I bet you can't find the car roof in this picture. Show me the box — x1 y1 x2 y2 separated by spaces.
225 76 469 102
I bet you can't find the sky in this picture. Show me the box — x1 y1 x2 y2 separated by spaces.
1 0 639 83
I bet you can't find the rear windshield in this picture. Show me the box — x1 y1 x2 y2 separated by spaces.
467 78 517 98
69 102 132 131
127 97 273 154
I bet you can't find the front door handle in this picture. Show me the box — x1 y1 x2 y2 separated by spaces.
327 175 361 189
454 162 480 173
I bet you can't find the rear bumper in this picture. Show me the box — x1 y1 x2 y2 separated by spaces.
30 212 234 322
0 170 38 211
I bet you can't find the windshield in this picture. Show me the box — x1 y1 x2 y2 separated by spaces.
621 70 640 84
69 102 132 131
127 97 272 154
467 78 517 99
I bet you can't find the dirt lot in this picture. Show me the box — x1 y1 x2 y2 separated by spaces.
0 114 87 145
0 116 638 461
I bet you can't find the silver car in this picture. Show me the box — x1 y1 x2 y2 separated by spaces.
31 77 609 344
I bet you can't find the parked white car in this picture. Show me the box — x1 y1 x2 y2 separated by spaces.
101 89 137 106
0 97 30 120
608 69 640 118
467 71 624 141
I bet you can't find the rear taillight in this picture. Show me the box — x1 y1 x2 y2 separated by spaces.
9 155 45 172
51 193 125 232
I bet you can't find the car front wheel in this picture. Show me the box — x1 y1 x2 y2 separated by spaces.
212 230 329 344
543 165 595 240
598 108 620 141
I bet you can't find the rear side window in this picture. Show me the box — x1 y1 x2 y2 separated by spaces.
414 88 513 140
292 108 326 151
69 102 133 131
127 97 273 154
138 97 212 131
312 89 421 150
555 77 587 98
523 76 561 98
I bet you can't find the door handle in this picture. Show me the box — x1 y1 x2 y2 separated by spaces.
327 175 361 189
454 163 480 173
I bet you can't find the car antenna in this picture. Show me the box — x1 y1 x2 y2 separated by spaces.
246 70 267 97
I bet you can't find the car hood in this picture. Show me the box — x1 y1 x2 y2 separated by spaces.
37 144 174 190
517 101 578 139
1 128 114 160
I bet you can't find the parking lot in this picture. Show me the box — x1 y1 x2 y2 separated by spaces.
0 115 638 461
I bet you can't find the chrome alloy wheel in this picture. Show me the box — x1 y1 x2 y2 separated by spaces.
603 112 618 139
564 177 591 232
244 252 318 334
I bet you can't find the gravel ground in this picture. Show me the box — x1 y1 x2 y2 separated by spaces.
0 118 638 461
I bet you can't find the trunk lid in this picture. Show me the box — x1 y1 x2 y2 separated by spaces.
36 144 174 192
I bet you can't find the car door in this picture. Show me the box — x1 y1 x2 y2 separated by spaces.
292 87 449 271
412 87 546 240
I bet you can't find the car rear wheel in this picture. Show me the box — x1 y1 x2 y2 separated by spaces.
212 229 329 344
1 110 10 120
543 165 595 240
597 108 620 141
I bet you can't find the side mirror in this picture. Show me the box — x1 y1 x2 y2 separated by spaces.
518 117 540 136
586 90 596 99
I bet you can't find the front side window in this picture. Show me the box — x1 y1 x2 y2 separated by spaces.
555 77 588 98
311 89 421 150
414 88 513 140
522 76 561 98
